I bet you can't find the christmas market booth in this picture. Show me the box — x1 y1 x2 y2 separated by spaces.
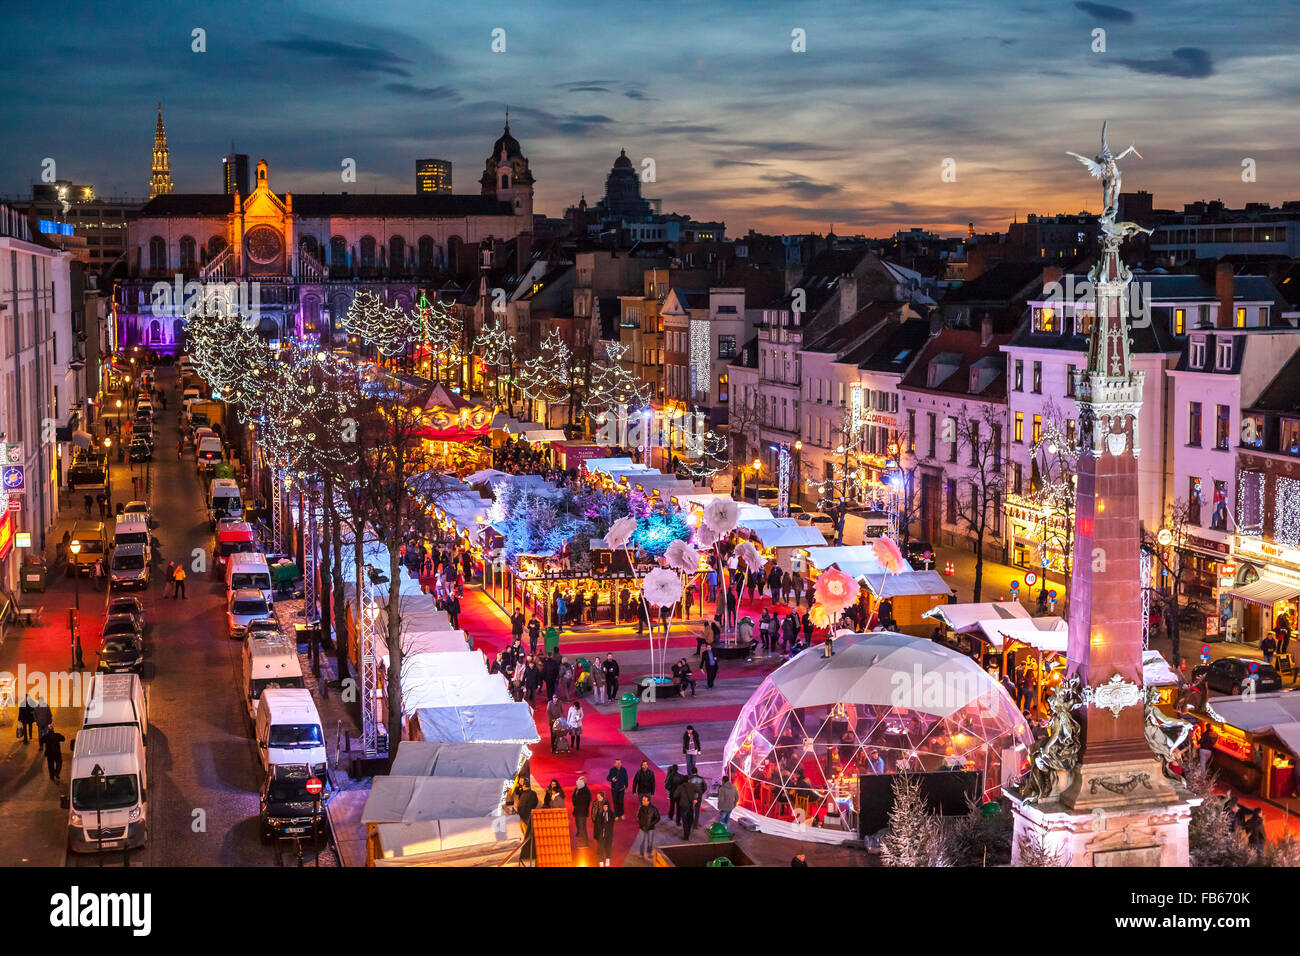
721 632 1033 842
490 553 651 628
803 545 952 636
414 381 495 472
1196 691 1300 799
739 518 828 572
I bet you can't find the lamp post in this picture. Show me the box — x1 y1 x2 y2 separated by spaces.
751 457 761 505
69 539 83 669
793 440 802 510
103 437 112 501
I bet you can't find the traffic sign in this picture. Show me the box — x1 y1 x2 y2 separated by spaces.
1009 580 1020 591
1048 590 1057 598
305 777 324 796
1025 572 1038 587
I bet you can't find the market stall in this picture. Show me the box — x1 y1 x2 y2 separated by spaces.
859 570 954 637
739 518 828 572
361 774 519 867
1198 691 1300 798
409 702 541 745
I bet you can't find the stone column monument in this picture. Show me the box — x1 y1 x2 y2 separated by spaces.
1007 123 1200 866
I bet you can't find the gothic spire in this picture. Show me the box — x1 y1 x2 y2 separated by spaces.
150 103 174 199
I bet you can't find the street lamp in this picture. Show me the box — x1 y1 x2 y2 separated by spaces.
69 539 83 669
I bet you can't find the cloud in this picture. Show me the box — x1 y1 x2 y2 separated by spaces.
647 123 722 135
624 89 652 100
1117 47 1213 78
384 83 460 100
264 36 412 77
760 172 840 200
567 85 611 93
1073 2 1135 22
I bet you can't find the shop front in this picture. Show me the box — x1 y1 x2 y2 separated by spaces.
1230 535 1300 647
1003 496 1069 580
1197 691 1300 799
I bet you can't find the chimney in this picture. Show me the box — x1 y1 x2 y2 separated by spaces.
839 274 858 324
1216 261 1235 329
1042 265 1063 292
980 313 993 346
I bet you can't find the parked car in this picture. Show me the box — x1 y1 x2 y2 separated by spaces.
905 539 935 567
101 612 144 642
122 500 152 526
246 618 281 639
228 588 272 640
259 763 331 844
129 440 153 463
107 596 146 630
1192 657 1282 695
97 635 144 674
796 511 836 539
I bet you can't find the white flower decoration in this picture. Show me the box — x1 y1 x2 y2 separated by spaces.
641 567 683 608
735 540 763 571
665 539 700 575
694 525 720 549
605 515 639 550
702 498 740 534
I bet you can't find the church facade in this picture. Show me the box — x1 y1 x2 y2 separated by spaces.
115 123 534 350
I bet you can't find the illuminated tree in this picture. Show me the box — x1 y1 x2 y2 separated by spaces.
677 406 728 480
582 341 651 434
1028 401 1080 608
517 328 571 426
475 318 516 414
343 289 419 357
953 405 1007 602
416 293 462 385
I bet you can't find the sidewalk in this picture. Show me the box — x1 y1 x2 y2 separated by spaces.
927 543 1069 609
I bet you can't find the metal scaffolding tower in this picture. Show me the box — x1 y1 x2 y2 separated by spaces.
359 568 383 757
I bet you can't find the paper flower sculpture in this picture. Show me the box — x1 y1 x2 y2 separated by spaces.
702 498 740 534
813 567 859 614
665 539 701 575
694 524 720 549
641 567 683 608
605 515 639 550
735 540 763 571
808 604 832 628
872 536 907 574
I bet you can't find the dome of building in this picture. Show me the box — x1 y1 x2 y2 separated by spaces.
722 632 1032 838
613 148 633 169
492 124 523 160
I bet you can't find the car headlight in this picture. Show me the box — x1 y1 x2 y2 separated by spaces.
128 806 141 821
70 812 82 826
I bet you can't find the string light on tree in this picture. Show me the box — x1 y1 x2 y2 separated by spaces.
517 328 571 406
1277 477 1300 547
582 340 651 424
343 289 419 356
678 405 728 480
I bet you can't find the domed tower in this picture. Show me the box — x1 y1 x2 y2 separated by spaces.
600 148 650 219
480 115 534 222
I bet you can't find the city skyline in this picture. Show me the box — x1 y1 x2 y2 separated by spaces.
3 0 1300 235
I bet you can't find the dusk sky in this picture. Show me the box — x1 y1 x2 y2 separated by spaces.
4 0 1299 236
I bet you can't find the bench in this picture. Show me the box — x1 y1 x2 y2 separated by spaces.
14 605 42 626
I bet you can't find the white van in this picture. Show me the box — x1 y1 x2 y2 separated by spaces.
114 514 151 550
197 435 223 471
254 688 328 778
66 725 148 852
82 672 148 746
209 478 243 528
242 633 304 718
841 510 892 546
227 551 274 605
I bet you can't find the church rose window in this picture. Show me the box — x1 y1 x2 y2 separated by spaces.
245 226 282 265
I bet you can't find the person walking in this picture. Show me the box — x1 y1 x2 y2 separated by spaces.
675 772 701 840
515 780 540 866
591 792 615 866
446 593 461 630
511 610 525 643
1262 630 1278 666
541 654 561 701
42 726 67 781
83 493 93 518
665 763 686 824
33 695 53 741
759 608 773 653
173 563 187 599
571 776 592 847
632 759 655 804
546 695 564 754
566 699 584 752
527 616 541 656
16 693 35 743
523 660 543 706
163 561 176 598
606 759 629 819
602 653 620 702
683 725 702 775
702 642 719 689
717 774 739 830
636 795 661 860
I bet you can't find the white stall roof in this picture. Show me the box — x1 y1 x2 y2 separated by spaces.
413 703 540 744
861 570 955 599
389 741 528 779
805 545 915 578
977 619 1070 654
671 492 733 511
585 457 637 476
362 775 509 825
742 518 831 549
737 504 774 521
922 601 1032 631
522 429 568 443
372 816 516 860
1143 649 1183 688
402 669 511 715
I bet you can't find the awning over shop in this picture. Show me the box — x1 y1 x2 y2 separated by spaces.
741 519 828 549
411 703 540 744
1227 578 1300 608
389 741 528 779
967 617 1067 651
1206 691 1300 760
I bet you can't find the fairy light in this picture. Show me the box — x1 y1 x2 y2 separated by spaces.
517 328 571 404
342 289 419 355
583 340 651 422
1237 470 1265 536
689 319 710 401
1277 477 1300 547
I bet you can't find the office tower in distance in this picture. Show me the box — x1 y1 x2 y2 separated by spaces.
417 158 452 193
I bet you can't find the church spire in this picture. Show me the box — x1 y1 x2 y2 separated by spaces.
150 103 174 199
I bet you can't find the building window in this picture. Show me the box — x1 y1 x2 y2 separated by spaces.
927 413 936 459
178 235 197 269
1240 414 1263 449
1188 402 1202 447
1281 418 1300 456
1065 363 1077 397
1032 361 1042 394
1188 476 1202 525
1215 404 1230 450
718 373 729 403
1012 463 1023 495
1236 307 1247 328
992 424 1002 467
1014 411 1024 443
945 482 957 524
1066 419 1077 446
148 235 166 271
947 417 958 463
1032 414 1042 445
717 334 736 360
1215 339 1233 370
1174 308 1186 334
968 421 980 467
1189 337 1206 368
1075 309 1094 336
1033 307 1056 333
1211 480 1229 530
907 410 915 452
1014 360 1023 391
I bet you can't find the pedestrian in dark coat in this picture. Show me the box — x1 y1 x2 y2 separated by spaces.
632 759 656 800
42 728 66 781
636 796 661 859
511 610 526 641
523 661 543 706
674 773 702 840
683 725 702 775
527 617 540 655
591 793 615 866
544 779 566 809
541 654 561 700
606 759 629 819
32 696 53 740
16 694 35 743
601 653 620 701
571 777 593 847
515 782 540 863
665 764 686 823
702 643 719 688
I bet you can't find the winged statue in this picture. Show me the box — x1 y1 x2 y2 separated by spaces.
1066 121 1142 222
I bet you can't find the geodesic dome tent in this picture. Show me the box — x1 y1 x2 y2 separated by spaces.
722 632 1032 839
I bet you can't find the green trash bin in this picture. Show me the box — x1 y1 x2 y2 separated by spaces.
706 822 731 842
705 856 734 867
619 692 639 731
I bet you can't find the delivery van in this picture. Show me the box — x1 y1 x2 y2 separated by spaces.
215 520 256 567
841 510 892 546
227 551 273 605
209 478 243 529
82 672 148 746
254 688 328 778
109 543 150 591
197 435 223 471
65 725 148 853
242 633 304 719
70 521 106 575
113 515 151 550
